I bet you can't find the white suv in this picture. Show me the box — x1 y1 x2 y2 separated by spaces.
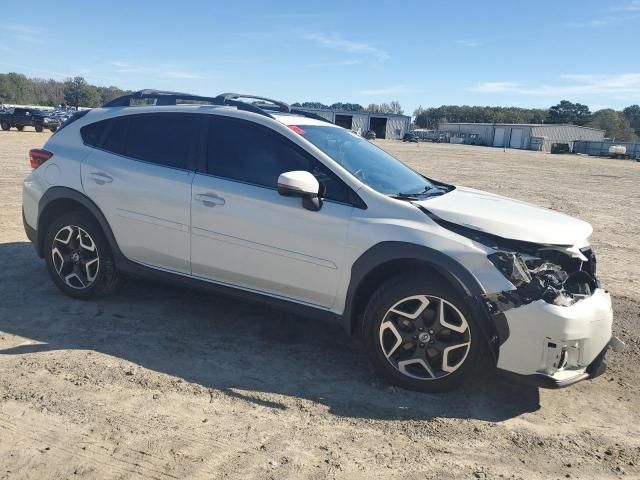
22 91 622 392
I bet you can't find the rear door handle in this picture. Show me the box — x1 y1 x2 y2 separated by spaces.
195 193 225 207
88 172 113 185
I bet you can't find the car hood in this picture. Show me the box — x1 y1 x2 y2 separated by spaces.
417 186 592 245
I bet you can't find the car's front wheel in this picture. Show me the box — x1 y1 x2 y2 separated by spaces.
16 125 24 131
363 276 482 392
0 121 10 131
44 212 120 299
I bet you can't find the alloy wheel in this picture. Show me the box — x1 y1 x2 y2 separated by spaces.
50 225 100 290
379 295 471 380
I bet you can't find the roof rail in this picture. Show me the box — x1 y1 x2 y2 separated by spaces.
103 89 276 119
214 93 291 113
102 89 332 123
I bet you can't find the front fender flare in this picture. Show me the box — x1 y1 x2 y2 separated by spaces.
341 241 506 358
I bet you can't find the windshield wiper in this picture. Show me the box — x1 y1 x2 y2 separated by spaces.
396 185 436 197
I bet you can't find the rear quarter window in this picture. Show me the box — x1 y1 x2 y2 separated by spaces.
81 119 111 147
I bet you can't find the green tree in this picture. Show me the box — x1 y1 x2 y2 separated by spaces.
366 101 403 114
63 76 101 108
623 105 640 137
290 101 329 109
329 102 364 112
96 85 128 105
588 109 637 141
412 105 548 129
546 100 591 125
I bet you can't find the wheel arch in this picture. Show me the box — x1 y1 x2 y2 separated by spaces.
37 187 121 260
342 242 501 359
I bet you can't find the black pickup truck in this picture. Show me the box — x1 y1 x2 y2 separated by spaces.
0 107 57 132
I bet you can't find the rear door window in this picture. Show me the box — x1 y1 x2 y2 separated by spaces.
124 114 199 170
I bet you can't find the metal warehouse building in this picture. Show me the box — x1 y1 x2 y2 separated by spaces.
437 123 605 151
297 108 412 140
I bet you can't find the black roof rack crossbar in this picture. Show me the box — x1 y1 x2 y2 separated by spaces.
103 89 276 119
213 93 290 113
103 89 222 107
102 89 332 123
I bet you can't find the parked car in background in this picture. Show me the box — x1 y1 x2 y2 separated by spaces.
403 132 419 143
1 107 55 132
364 129 376 140
44 114 61 132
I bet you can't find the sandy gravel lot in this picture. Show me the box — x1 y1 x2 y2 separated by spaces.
1 130 639 479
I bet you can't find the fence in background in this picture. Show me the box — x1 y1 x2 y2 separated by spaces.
573 140 640 158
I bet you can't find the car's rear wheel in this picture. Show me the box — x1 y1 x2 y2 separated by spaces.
1 122 10 131
44 212 120 299
363 276 482 392
16 125 24 131
35 125 43 132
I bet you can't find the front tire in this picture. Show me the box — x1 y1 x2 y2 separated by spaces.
16 125 24 131
44 212 120 299
1 121 10 131
363 276 483 392
35 124 44 132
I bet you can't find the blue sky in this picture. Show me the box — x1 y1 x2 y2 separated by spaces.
1 0 639 114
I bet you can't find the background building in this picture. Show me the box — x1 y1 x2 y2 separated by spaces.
437 123 605 151
297 108 411 140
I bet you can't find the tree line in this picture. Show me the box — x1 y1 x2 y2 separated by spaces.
414 100 640 142
291 100 404 115
0 72 129 109
2 72 638 141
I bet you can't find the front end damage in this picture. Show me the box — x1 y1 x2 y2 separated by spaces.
484 246 598 312
481 246 623 387
420 207 624 387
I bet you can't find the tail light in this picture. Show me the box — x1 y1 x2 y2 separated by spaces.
29 148 53 169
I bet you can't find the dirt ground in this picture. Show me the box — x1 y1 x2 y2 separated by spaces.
1 130 639 480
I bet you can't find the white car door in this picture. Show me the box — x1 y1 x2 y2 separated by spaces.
191 116 355 309
81 113 200 274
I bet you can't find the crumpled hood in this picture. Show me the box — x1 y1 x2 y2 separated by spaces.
417 186 592 245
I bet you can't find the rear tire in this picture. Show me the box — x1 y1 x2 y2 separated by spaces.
16 125 24 131
363 275 484 392
44 211 120 299
35 125 43 132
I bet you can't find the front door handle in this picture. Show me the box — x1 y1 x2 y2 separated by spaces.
195 193 226 207
88 172 113 185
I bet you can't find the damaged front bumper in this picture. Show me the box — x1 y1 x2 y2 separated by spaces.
494 288 623 388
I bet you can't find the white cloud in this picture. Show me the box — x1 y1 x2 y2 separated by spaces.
469 73 640 100
2 25 43 43
566 12 640 28
457 40 482 48
612 0 640 11
306 59 360 68
263 13 335 19
359 85 415 96
109 61 205 80
304 33 389 61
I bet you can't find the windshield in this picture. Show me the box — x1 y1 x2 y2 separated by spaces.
294 125 435 196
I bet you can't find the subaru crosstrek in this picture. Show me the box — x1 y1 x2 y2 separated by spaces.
22 91 623 392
